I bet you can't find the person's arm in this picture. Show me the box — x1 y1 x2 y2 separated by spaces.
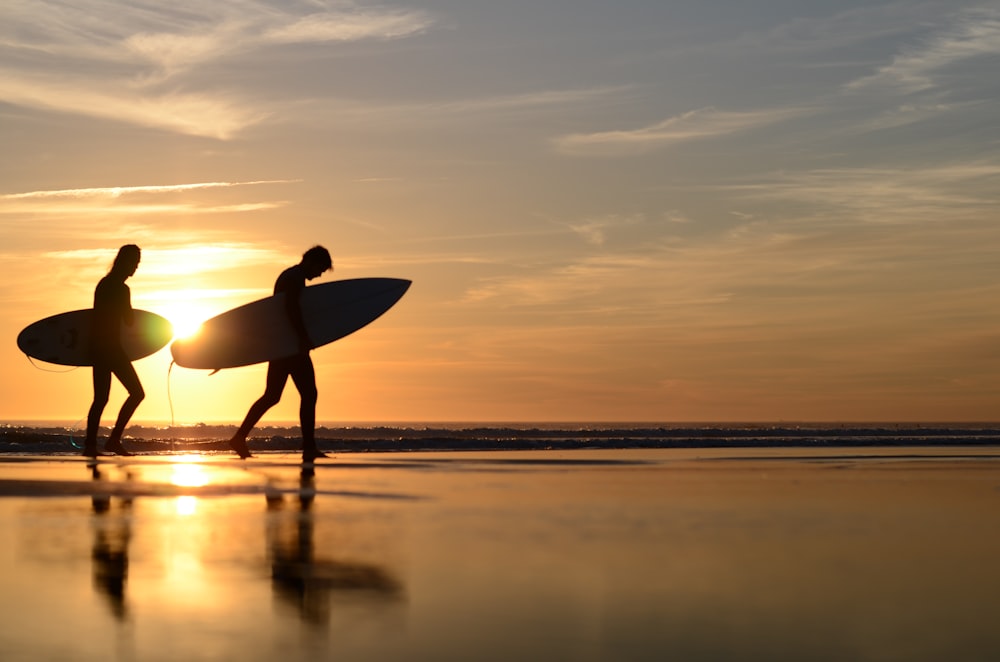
284 282 310 354
122 284 135 327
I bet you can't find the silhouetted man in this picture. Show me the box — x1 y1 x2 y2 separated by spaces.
229 246 333 462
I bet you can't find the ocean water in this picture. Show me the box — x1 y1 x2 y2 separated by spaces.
2 421 1000 454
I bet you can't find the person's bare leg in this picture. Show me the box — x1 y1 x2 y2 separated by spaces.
84 368 112 457
104 361 143 456
291 357 325 462
229 361 288 458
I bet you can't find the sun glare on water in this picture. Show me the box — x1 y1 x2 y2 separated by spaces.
171 455 209 487
170 456 209 517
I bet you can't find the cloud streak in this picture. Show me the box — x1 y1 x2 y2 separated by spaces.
303 86 632 129
846 7 1000 93
0 76 268 139
553 107 806 156
561 214 644 246
263 7 434 44
724 163 1000 223
2 180 297 200
0 180 296 220
0 0 436 137
122 3 435 78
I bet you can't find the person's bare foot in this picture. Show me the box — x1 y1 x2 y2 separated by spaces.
103 441 133 457
229 436 252 459
302 448 328 463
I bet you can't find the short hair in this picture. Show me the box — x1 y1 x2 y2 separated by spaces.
303 245 332 270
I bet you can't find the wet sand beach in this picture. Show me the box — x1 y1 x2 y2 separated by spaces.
1 447 999 661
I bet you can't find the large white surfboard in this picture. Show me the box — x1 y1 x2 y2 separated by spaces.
170 278 411 370
17 309 174 367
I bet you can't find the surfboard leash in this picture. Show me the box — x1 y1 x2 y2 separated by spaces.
24 355 80 373
165 361 220 440
67 417 85 450
167 360 176 428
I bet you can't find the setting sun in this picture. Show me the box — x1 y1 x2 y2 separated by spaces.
150 295 216 341
161 308 206 340
136 283 265 346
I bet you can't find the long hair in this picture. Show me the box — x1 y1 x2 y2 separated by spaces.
111 244 141 274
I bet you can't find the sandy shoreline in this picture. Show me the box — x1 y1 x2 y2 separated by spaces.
1 448 999 661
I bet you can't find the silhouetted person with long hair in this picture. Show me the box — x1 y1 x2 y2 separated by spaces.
229 246 333 462
83 244 144 457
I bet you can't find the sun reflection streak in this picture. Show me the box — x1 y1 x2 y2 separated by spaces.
170 456 208 516
171 455 210 487
175 495 198 517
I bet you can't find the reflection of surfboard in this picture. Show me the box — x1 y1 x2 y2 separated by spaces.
171 278 411 370
17 310 174 366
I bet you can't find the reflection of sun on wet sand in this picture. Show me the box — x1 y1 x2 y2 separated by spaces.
83 457 406 631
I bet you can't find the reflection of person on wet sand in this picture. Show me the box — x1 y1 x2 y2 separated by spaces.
229 246 333 462
269 467 402 626
84 244 145 457
90 463 132 621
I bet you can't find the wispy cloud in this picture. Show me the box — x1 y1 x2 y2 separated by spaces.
1 202 289 218
561 214 644 246
460 255 652 308
724 163 1000 223
263 7 434 44
731 2 943 57
1 179 297 200
306 85 631 128
122 3 434 79
454 207 1000 384
553 107 806 156
425 86 631 115
0 179 301 200
0 1 436 137
0 180 295 228
849 101 975 133
0 77 267 139
846 7 1000 94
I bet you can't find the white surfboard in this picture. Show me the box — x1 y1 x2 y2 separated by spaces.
170 278 411 370
17 309 174 367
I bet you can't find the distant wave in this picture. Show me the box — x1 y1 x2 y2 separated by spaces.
2 422 1000 454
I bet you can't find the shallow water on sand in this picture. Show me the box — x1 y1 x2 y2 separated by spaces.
0 448 999 661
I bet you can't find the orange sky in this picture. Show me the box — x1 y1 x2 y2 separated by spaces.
3 1 1000 424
